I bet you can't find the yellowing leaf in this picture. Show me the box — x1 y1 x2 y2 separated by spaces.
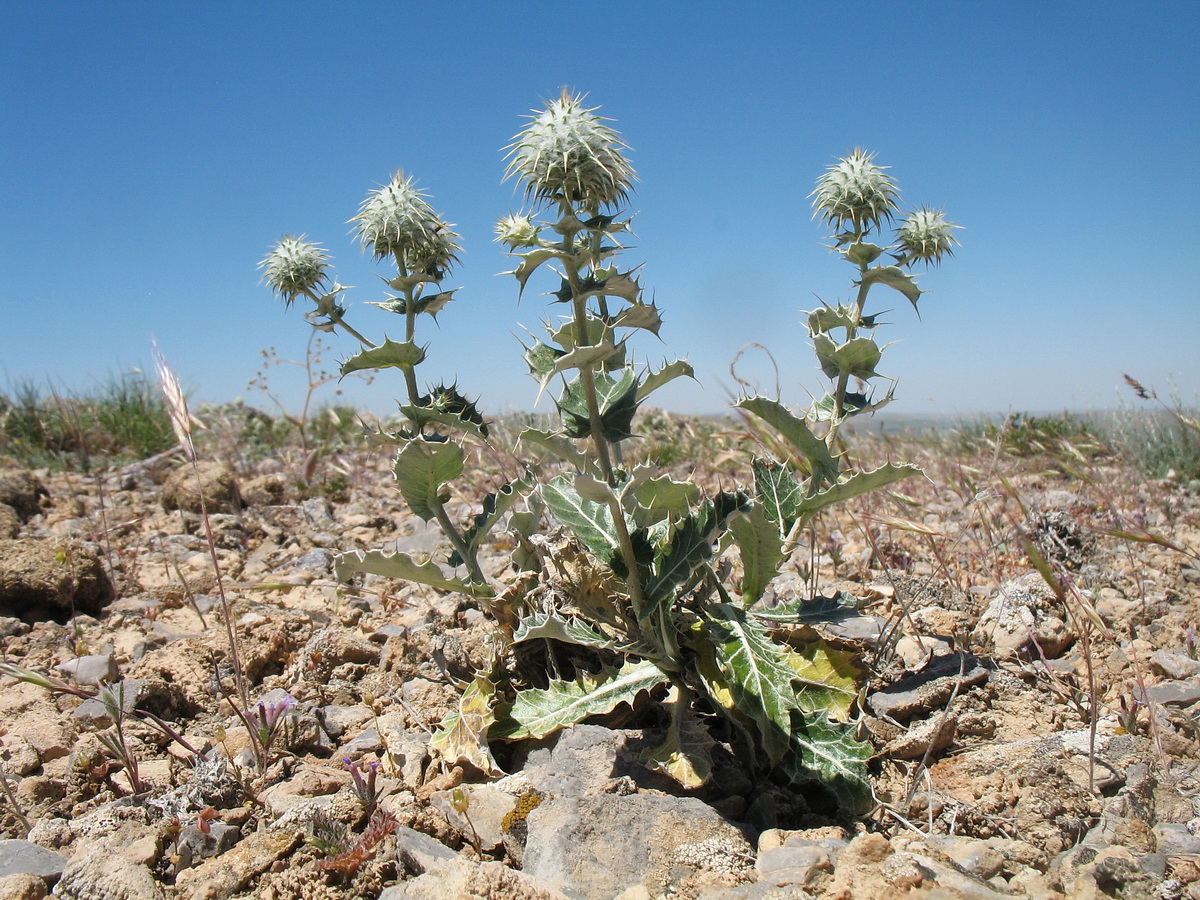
781 641 862 722
430 675 501 775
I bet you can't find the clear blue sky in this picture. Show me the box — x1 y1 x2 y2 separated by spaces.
4 2 1198 419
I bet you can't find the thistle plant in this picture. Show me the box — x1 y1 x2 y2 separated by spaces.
268 94 957 814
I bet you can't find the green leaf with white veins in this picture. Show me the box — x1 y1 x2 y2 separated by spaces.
334 549 493 598
695 602 801 766
729 504 784 605
393 437 464 522
752 458 802 533
793 462 923 521
540 474 623 566
735 396 840 485
777 719 874 814
517 428 602 478
492 659 669 740
340 338 426 376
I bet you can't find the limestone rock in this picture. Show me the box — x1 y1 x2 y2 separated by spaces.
52 848 164 900
974 573 1074 660
0 539 114 621
0 505 19 539
0 471 48 521
522 791 753 900
161 460 240 514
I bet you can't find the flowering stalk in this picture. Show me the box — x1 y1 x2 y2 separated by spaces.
752 148 959 557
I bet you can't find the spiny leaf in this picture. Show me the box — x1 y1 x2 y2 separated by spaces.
812 335 883 381
334 548 493 597
805 302 857 336
752 458 803 534
632 475 700 522
776 717 874 814
735 396 840 485
558 369 639 442
491 659 669 741
340 338 426 376
517 428 602 477
793 463 923 520
393 436 464 522
861 264 922 310
844 241 886 266
509 248 561 296
581 267 641 303
612 301 662 335
513 611 666 663
729 504 784 605
430 674 502 775
450 478 533 567
540 474 623 567
549 340 620 376
641 502 717 611
637 359 695 402
550 315 610 352
752 590 862 625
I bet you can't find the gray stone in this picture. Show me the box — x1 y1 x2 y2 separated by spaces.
431 784 520 853
0 841 67 880
755 842 832 886
823 614 887 644
1155 823 1200 855
315 704 370 741
289 548 331 576
55 654 118 687
1142 679 1200 708
1150 649 1200 680
393 826 457 875
867 654 990 722
370 623 406 644
379 857 574 900
519 725 639 798
522 791 752 900
50 849 164 900
974 574 1074 660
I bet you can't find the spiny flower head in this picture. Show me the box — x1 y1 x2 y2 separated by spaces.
505 90 635 212
495 212 541 248
352 172 461 275
260 235 330 307
896 206 960 267
811 148 900 236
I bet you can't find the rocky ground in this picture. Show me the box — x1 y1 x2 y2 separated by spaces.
0 417 1198 900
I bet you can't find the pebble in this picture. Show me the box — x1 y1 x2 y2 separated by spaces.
0 841 67 881
867 653 990 722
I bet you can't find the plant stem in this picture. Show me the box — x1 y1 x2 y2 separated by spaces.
825 267 872 453
431 497 486 585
